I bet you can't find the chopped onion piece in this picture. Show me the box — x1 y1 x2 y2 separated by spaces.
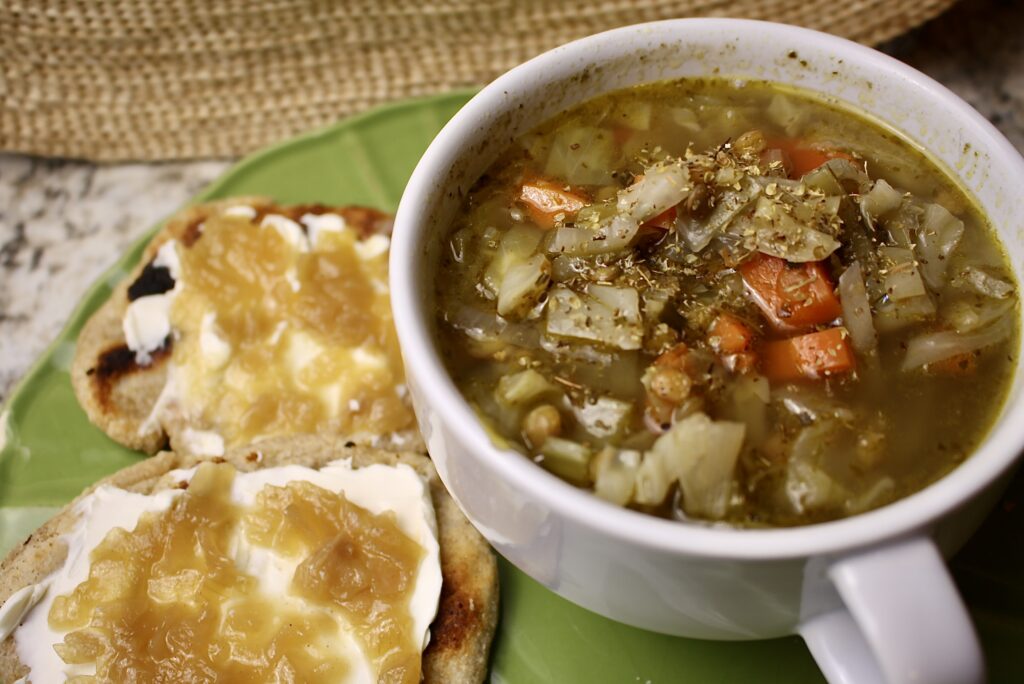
901 319 1011 371
838 262 877 353
917 203 964 289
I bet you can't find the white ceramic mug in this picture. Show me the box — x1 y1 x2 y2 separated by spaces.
391 19 1024 684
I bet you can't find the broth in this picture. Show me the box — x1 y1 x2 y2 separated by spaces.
433 78 1019 527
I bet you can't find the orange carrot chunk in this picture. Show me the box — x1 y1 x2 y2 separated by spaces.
927 351 978 376
519 178 589 229
739 253 842 331
764 138 854 178
653 342 689 371
612 125 634 146
708 312 754 354
762 328 856 382
644 205 678 231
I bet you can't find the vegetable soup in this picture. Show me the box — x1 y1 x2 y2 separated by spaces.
433 79 1019 527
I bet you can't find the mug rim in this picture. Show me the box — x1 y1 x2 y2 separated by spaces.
391 17 1024 560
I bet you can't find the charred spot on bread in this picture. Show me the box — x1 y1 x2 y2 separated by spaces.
338 206 395 238
181 217 205 247
424 567 479 655
90 338 172 408
127 259 175 301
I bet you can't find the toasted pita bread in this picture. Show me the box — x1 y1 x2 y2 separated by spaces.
71 198 401 455
0 434 498 683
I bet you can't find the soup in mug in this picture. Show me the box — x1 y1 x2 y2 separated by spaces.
434 79 1019 527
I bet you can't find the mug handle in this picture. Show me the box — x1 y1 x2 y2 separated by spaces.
799 535 985 684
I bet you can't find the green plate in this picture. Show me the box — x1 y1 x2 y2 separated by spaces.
2 91 1022 683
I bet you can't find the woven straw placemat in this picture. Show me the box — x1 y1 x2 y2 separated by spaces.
0 0 957 162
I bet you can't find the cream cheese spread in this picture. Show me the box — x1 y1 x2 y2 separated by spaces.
4 460 441 683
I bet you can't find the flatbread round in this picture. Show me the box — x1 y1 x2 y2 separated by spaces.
0 435 498 683
71 199 403 455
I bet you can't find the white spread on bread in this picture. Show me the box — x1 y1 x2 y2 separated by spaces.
180 426 225 456
300 212 347 248
354 234 391 261
123 205 414 452
222 204 257 219
0 584 48 642
122 240 181 365
4 459 441 682
198 311 231 369
261 213 310 252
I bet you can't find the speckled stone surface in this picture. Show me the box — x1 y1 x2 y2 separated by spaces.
0 0 1022 403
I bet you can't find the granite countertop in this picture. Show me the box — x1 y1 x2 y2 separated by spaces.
0 0 1022 403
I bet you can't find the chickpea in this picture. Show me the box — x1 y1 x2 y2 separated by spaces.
648 366 692 404
733 129 767 155
522 404 562 447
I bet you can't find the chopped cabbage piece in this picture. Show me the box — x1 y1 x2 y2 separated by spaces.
634 412 745 519
547 285 643 350
592 447 641 505
953 266 1014 299
483 226 544 295
838 262 877 353
917 203 964 289
879 246 928 301
497 254 551 317
860 179 902 218
496 369 555 405
544 126 617 185
742 195 841 262
902 319 1011 371
540 437 592 484
572 396 633 439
